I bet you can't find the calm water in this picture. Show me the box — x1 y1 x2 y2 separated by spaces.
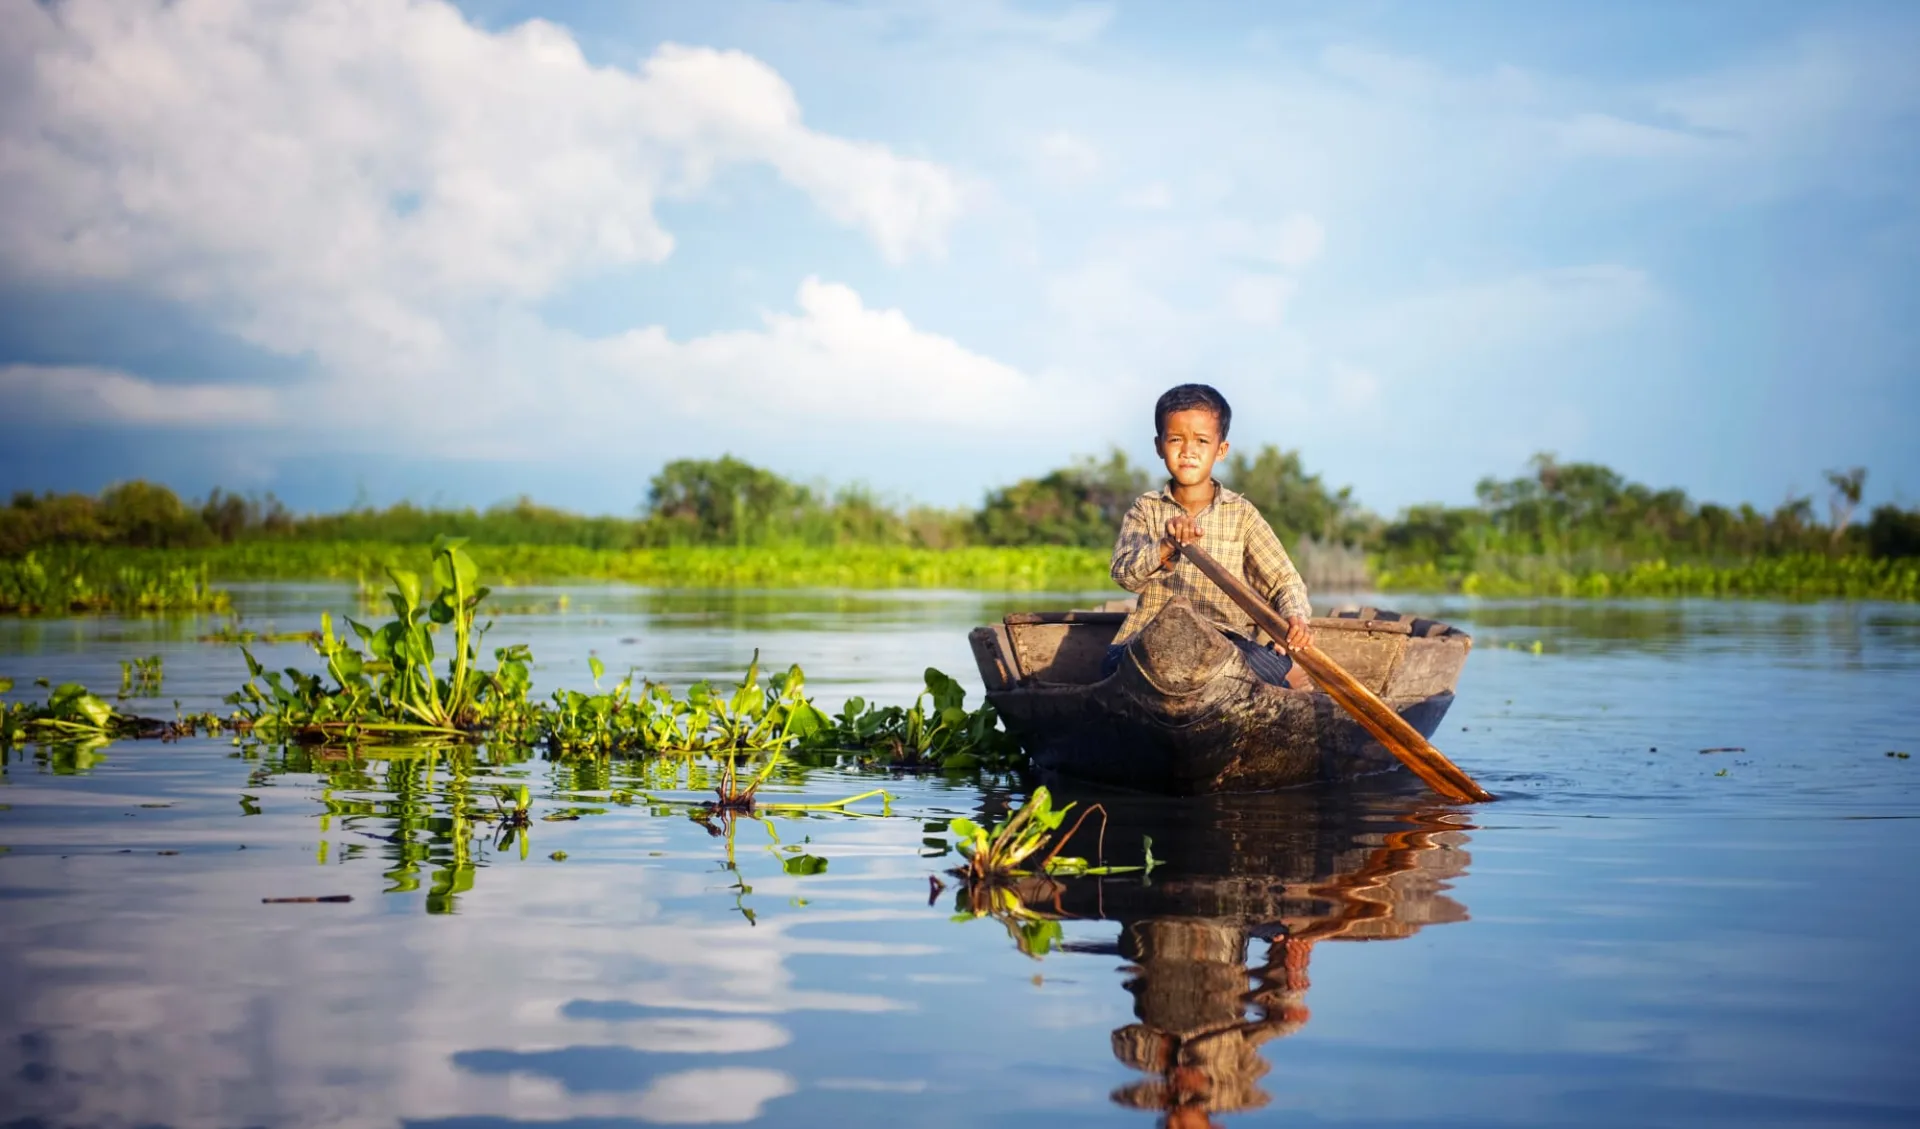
2 587 1917 1128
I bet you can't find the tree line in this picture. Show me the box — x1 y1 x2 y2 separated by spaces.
4 450 1917 563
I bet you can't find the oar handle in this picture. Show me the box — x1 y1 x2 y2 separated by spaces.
1177 543 1495 803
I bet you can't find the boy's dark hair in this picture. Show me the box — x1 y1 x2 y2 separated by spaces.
1154 383 1231 439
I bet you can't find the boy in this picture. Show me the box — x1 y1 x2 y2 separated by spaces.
1103 383 1313 686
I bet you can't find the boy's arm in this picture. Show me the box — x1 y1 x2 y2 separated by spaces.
1244 515 1313 623
1110 498 1171 592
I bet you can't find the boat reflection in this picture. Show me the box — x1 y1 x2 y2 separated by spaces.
972 786 1475 1127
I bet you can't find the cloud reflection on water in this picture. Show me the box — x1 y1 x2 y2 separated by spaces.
0 789 913 1128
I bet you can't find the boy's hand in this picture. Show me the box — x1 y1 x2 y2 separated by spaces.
1163 514 1203 547
1283 616 1313 652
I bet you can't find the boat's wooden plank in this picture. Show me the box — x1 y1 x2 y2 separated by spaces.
1006 610 1440 635
994 622 1023 683
1381 635 1471 699
1006 620 1121 684
1004 611 1129 625
968 626 1020 691
1312 630 1408 694
1311 615 1416 636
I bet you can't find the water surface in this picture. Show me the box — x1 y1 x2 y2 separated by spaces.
2 587 1917 1128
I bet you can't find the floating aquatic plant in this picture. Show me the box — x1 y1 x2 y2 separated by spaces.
948 787 1147 883
119 655 163 698
198 622 319 645
226 536 537 741
540 650 834 757
489 783 535 860
810 668 1022 771
2 679 229 745
7 537 1024 778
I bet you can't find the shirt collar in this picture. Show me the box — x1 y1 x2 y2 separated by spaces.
1155 479 1240 510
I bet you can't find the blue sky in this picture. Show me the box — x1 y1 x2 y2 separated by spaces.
1 0 1916 518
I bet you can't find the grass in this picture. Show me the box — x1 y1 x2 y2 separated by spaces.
1375 553 1920 602
52 542 1116 591
7 540 1918 618
0 550 232 614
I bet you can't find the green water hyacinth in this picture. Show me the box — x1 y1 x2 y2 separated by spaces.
810 667 1020 771
208 536 1020 767
949 787 1145 882
2 680 225 746
541 650 833 756
228 536 534 740
2 536 1025 776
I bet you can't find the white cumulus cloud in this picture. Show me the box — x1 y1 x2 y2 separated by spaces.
0 0 977 449
595 277 1055 427
0 364 279 427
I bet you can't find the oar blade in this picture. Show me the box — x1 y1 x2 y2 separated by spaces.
1293 644 1494 803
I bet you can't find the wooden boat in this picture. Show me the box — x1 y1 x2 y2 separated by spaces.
967 598 1472 794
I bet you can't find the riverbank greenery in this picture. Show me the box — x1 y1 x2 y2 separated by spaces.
0 551 231 615
58 541 1115 591
1375 553 1920 601
6 450 1919 608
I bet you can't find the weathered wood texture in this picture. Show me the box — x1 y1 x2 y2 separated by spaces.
1175 544 1493 803
993 607 1469 695
1005 620 1118 684
1003 611 1128 625
967 624 1020 691
970 598 1473 795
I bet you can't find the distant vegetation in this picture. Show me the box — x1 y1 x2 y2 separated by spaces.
23 543 1115 594
1370 458 1919 598
3 449 1917 608
0 553 231 615
0 445 1370 555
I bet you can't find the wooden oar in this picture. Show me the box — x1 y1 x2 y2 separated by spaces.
1178 543 1495 803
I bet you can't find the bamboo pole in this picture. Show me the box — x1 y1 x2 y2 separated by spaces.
1178 543 1495 803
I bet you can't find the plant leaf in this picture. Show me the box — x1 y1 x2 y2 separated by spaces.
387 568 421 614
781 854 828 876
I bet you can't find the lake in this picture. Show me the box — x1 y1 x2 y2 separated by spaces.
2 586 1917 1128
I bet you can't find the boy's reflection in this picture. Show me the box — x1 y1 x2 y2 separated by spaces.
1108 817 1471 1125
974 789 1473 1128
1109 918 1310 1123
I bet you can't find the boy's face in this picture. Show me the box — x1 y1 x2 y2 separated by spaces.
1154 408 1230 489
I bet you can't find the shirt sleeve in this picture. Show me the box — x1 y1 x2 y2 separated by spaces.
1109 498 1169 592
1242 511 1313 622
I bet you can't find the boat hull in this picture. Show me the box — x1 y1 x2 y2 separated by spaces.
975 598 1469 795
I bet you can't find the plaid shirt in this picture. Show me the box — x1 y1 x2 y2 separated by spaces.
1109 481 1312 646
